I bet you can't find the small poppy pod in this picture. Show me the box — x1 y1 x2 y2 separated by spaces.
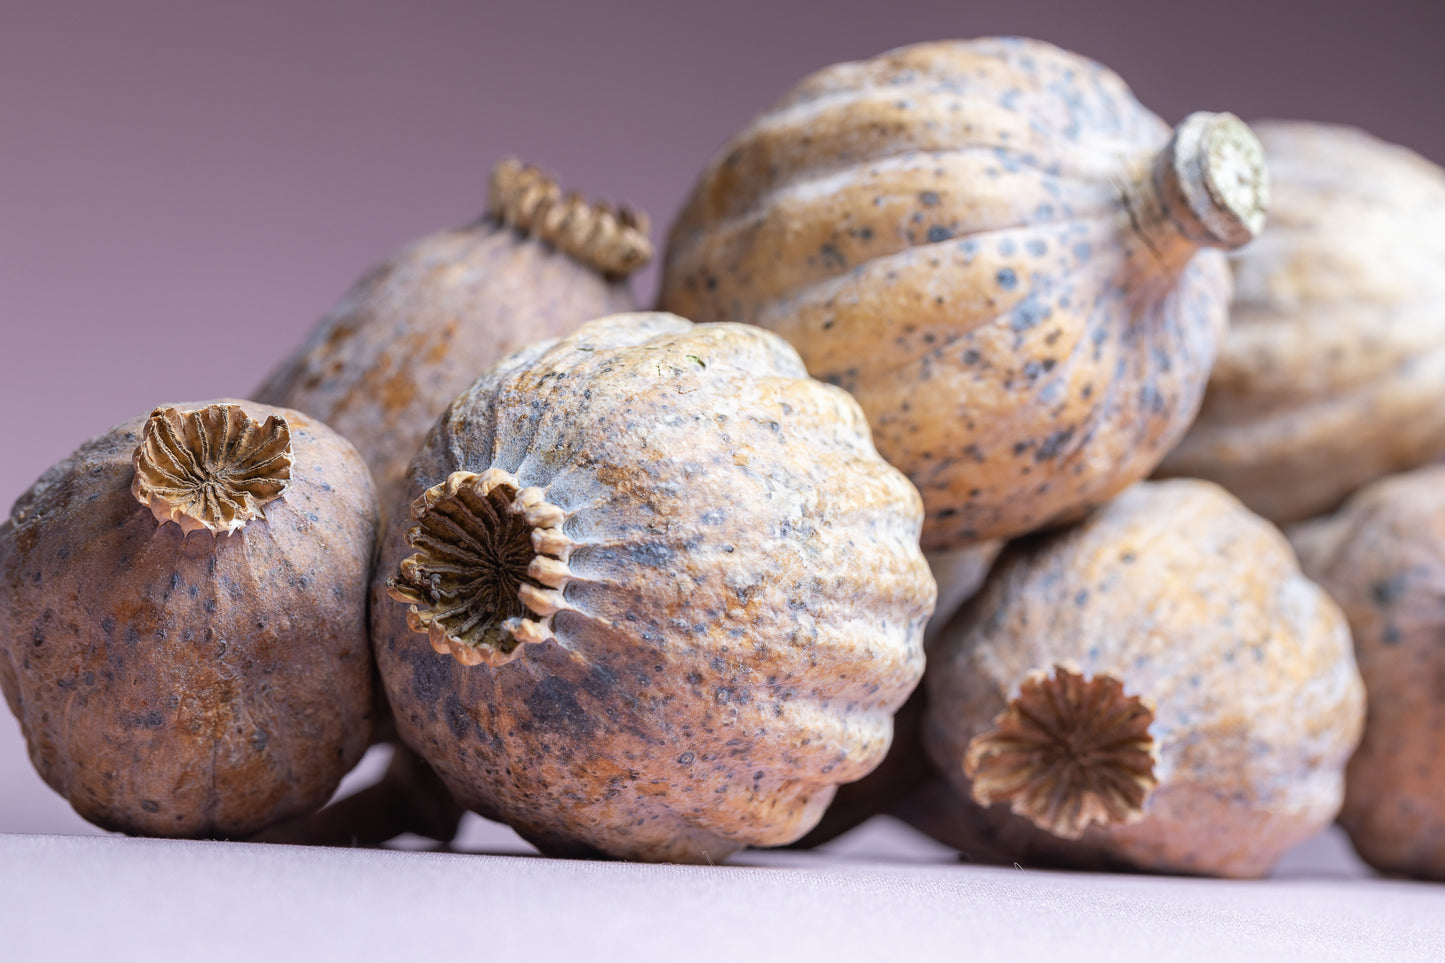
372 312 935 863
1159 122 1445 524
660 37 1268 550
0 401 378 837
916 480 1364 877
256 159 652 510
1292 465 1445 880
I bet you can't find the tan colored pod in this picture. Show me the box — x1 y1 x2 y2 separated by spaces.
0 401 378 837
371 312 934 863
660 38 1267 550
1160 123 1445 524
256 159 650 510
916 480 1364 877
1292 466 1445 879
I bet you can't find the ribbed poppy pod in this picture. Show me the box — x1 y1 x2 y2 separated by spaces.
256 159 651 510
1159 122 1445 524
372 312 935 863
915 480 1363 877
660 37 1267 550
1292 465 1445 879
0 400 378 837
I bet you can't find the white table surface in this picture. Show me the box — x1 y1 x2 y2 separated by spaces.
3 813 1443 963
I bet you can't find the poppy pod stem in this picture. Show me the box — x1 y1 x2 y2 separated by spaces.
1126 112 1269 265
487 158 653 279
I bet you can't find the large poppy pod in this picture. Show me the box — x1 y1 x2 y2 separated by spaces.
661 38 1267 550
372 312 934 863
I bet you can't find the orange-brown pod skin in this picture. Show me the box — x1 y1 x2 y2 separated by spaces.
661 38 1266 550
0 400 378 837
256 161 648 511
371 312 934 863
1160 123 1445 524
1292 466 1445 879
916 480 1363 877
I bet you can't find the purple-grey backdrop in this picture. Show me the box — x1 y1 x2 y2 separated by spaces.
1 0 1439 846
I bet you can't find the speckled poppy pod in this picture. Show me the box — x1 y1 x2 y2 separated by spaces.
1158 122 1445 524
372 311 935 863
660 37 1268 551
912 480 1364 877
1291 465 1445 880
255 158 651 511
0 400 378 837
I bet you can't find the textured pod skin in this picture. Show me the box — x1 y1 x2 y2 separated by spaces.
256 166 642 511
791 541 1000 847
0 400 378 837
372 312 934 862
1160 123 1445 524
1291 466 1445 879
661 38 1259 550
916 480 1364 877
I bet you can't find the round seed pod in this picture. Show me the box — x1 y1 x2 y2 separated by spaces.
1291 465 1445 879
1159 122 1445 524
915 480 1364 877
256 159 652 511
0 401 378 837
372 311 934 863
660 38 1267 550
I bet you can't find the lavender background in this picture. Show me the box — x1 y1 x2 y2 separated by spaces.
0 0 1439 852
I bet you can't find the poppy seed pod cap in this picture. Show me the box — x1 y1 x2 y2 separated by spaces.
0 400 378 837
372 312 935 863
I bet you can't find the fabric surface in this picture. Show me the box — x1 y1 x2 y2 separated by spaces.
3 820 1442 962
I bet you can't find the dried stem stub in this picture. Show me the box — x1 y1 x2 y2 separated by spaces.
387 469 575 667
964 664 1159 839
131 404 293 535
1156 112 1269 250
487 158 653 279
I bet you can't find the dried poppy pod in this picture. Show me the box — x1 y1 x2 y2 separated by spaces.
915 480 1364 877
660 38 1267 550
256 158 651 510
372 311 934 863
1159 123 1445 524
1291 466 1445 879
0 400 378 837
